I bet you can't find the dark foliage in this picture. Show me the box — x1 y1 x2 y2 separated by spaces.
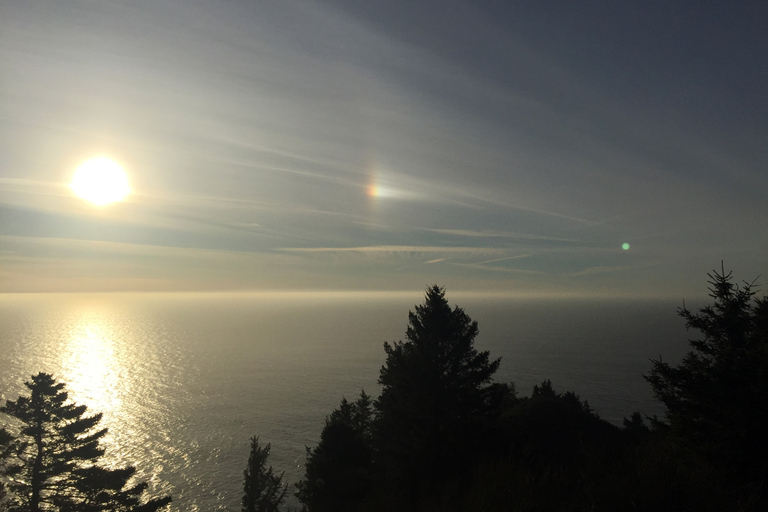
295 392 373 512
621 411 650 442
645 265 768 490
0 373 171 512
416 382 752 512
0 427 14 503
241 436 287 512
374 285 501 506
298 272 768 511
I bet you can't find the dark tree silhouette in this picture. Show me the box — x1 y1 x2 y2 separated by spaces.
242 436 287 512
0 427 14 504
296 392 373 512
0 373 171 512
293 278 768 511
374 285 501 504
533 378 593 414
645 265 768 483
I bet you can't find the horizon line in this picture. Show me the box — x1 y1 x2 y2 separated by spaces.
0 288 699 301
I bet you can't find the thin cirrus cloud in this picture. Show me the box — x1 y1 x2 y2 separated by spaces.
277 245 511 256
426 228 580 244
0 0 765 296
448 262 545 276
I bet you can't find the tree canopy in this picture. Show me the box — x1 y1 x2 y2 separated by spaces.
297 276 768 511
0 373 171 512
375 286 501 504
645 265 768 483
241 436 287 512
295 392 373 512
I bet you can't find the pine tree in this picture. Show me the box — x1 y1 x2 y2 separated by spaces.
0 426 14 505
242 436 287 512
0 373 171 512
374 285 501 504
296 392 373 512
645 265 768 483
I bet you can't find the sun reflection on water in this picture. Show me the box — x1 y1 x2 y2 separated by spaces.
0 295 205 509
63 317 122 416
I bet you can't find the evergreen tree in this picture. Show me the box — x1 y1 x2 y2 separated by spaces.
326 391 373 441
645 265 768 484
0 373 171 512
0 427 14 505
374 285 501 504
242 436 287 512
296 392 373 512
532 379 593 414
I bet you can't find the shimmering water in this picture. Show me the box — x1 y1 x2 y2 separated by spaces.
0 292 690 511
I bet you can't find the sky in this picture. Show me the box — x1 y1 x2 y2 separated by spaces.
1 0 766 297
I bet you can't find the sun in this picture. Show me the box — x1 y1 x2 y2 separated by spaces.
70 157 131 206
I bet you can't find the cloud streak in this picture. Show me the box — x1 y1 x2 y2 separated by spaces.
277 245 511 255
426 228 579 243
0 0 765 295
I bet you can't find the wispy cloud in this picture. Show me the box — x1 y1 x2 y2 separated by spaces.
476 254 533 265
277 245 510 255
427 228 578 243
569 261 661 277
1 0 763 295
448 261 545 275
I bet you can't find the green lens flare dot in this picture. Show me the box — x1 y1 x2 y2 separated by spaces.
622 243 630 251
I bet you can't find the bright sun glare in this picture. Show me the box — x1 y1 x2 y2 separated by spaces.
70 157 130 206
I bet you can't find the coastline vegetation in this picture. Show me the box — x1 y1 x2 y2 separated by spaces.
1 265 766 511
0 374 171 511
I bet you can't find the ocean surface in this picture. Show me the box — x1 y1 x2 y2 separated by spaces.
0 292 692 511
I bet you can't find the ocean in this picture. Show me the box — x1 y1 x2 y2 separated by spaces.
0 292 691 511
